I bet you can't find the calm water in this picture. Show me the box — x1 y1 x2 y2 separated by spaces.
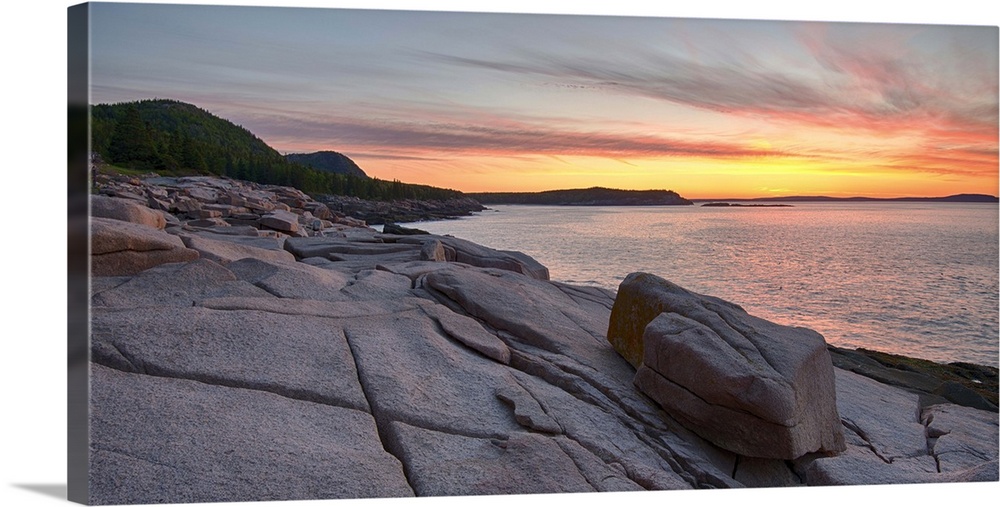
405 203 999 367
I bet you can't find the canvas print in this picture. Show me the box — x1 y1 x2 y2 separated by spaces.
68 1 999 505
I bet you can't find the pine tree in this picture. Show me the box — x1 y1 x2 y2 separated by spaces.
180 131 208 172
107 104 159 169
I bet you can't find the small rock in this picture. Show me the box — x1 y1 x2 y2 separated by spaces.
186 218 229 228
932 381 997 411
191 209 223 219
170 197 202 213
495 382 561 433
383 222 430 235
260 209 300 233
419 239 446 262
184 186 218 202
421 304 511 364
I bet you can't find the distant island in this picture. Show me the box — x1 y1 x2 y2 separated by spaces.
468 190 997 207
693 194 998 203
468 187 693 206
701 202 793 207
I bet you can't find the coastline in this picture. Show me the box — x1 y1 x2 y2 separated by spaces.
94 171 996 376
81 174 998 503
827 346 997 411
383 215 999 398
393 204 999 409
401 202 999 368
381 215 999 409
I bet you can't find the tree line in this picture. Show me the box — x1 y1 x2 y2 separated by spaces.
90 99 462 201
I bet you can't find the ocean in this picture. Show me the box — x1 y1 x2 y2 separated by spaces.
403 202 999 367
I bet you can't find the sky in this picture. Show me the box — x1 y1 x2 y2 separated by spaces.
87 1 999 198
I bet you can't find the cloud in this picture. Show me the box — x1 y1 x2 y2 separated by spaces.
248 111 787 160
418 28 998 142
795 29 998 136
229 71 993 182
342 152 444 162
423 50 831 115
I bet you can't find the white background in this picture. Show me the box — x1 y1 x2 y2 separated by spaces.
2 1 998 507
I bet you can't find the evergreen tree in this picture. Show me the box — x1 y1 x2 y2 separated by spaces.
180 131 208 172
107 104 159 169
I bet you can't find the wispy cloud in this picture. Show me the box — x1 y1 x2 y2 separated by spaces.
418 28 998 141
247 111 787 160
335 152 444 162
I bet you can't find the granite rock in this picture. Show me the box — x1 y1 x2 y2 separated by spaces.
91 217 200 276
225 256 350 301
259 209 301 233
923 403 999 475
90 364 412 504
177 232 296 264
91 305 369 411
86 184 998 501
385 423 596 496
613 272 845 459
91 194 167 229
91 258 270 308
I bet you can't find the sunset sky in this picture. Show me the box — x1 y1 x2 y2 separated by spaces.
88 2 999 198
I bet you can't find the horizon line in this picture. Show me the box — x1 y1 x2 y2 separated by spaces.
461 187 999 201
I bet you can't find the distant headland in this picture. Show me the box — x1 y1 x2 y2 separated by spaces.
468 188 997 207
467 187 692 206
692 194 998 203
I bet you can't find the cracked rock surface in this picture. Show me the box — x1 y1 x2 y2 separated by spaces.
88 176 999 504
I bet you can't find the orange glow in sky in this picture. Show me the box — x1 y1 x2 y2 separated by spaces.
89 5 999 199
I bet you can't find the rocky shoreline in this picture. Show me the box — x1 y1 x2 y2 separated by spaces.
318 193 486 225
86 174 998 504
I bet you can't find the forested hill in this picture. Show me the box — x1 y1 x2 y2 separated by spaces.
469 187 693 206
90 99 461 201
285 151 368 178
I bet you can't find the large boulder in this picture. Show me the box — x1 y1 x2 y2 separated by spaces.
91 217 199 276
91 195 167 229
609 272 845 459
